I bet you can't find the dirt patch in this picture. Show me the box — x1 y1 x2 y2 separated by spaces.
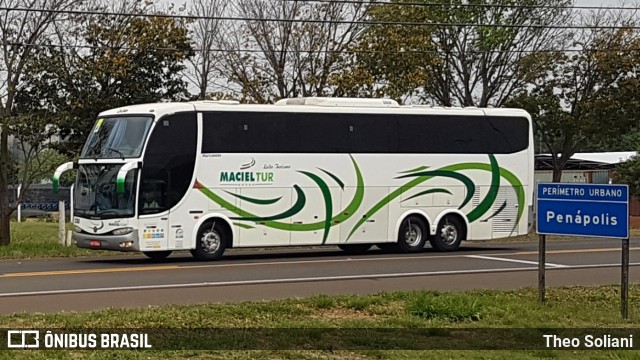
313 308 378 320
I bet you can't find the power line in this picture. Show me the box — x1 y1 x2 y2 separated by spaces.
283 0 640 12
0 6 640 29
3 41 638 55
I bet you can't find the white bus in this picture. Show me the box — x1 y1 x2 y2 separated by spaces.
54 97 534 260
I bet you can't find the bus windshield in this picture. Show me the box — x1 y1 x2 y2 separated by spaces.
74 164 137 218
81 116 153 159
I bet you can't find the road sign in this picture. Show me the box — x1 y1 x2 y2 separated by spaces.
536 183 629 239
536 182 630 318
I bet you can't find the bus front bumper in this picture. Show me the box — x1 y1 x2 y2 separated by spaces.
74 231 140 252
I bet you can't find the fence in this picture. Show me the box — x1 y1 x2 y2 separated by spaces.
12 186 71 209
10 185 71 220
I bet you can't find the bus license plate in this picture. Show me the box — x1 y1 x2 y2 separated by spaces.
90 240 101 247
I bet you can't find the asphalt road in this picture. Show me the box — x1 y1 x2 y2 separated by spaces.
0 238 638 314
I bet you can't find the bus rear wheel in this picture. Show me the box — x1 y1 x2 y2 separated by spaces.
338 244 372 254
429 215 465 252
394 216 427 253
143 251 172 261
191 221 228 261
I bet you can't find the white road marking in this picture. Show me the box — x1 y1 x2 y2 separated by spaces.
2 246 640 278
0 262 638 298
465 255 567 268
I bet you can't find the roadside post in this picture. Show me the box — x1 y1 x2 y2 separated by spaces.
68 184 74 247
70 184 74 222
59 200 65 245
16 184 21 223
536 183 629 318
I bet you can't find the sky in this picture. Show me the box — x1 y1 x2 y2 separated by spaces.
576 0 631 5
574 0 640 9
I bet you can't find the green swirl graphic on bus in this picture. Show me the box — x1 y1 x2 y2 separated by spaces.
195 154 524 243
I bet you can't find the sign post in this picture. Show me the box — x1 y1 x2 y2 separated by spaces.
538 234 545 303
536 183 629 318
622 236 629 319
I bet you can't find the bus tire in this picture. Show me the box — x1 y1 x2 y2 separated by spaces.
395 216 427 253
143 251 172 261
430 215 465 252
338 244 372 254
191 221 228 261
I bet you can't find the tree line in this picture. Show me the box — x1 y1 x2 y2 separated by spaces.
1 0 640 245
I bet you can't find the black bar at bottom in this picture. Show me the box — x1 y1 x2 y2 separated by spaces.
3 328 640 350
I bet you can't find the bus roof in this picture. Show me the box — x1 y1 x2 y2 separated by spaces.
98 98 531 119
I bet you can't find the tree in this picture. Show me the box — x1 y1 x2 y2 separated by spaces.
614 151 640 196
10 110 62 184
16 2 195 156
185 0 229 100
348 0 570 105
508 10 640 182
213 0 368 103
337 1 439 102
0 0 84 245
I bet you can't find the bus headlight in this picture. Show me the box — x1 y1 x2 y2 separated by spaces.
112 227 134 235
74 226 83 233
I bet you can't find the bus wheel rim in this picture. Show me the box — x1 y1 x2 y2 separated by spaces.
404 223 422 247
201 230 221 253
440 224 458 245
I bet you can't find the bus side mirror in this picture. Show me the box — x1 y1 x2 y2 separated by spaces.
117 161 142 193
53 162 77 193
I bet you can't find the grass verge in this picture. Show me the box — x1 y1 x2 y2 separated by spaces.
0 221 114 259
0 285 639 359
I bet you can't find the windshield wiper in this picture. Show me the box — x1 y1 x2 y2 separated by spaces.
107 147 125 160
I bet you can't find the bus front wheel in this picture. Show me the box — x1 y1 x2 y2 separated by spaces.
394 216 427 253
191 221 228 261
430 215 465 252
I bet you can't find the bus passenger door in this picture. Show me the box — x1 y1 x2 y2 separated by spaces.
138 178 170 251
139 217 169 251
